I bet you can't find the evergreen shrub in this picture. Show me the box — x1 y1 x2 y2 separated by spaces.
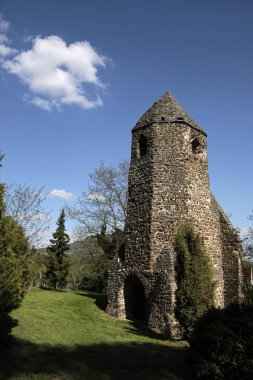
174 224 215 339
189 303 253 379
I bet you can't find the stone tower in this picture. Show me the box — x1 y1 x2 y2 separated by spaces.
106 92 243 336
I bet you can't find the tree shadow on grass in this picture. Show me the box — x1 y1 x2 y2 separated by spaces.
76 291 108 311
40 287 67 293
0 337 190 380
78 292 166 341
125 320 167 340
0 314 18 346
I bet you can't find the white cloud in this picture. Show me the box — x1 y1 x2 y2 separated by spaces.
87 191 105 202
0 15 17 58
50 189 74 200
0 34 9 43
0 14 9 32
0 44 17 57
25 95 52 111
2 35 107 110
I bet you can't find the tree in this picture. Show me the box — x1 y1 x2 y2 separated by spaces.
66 236 106 292
0 152 4 167
79 253 110 293
189 303 253 379
32 252 47 288
0 154 33 343
4 184 51 246
0 184 32 316
174 224 215 339
96 222 125 260
66 160 129 236
45 209 70 289
243 211 253 261
65 160 129 292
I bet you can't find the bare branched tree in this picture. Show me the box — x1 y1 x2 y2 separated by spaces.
5 184 51 245
0 152 4 166
244 211 253 261
66 160 129 237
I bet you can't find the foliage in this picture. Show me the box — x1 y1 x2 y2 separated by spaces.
79 253 110 293
243 283 253 305
66 236 110 293
189 303 253 379
45 209 70 289
32 251 47 288
67 254 85 290
79 224 125 292
96 222 125 260
64 237 101 291
174 224 215 339
66 160 129 236
0 184 32 318
66 226 125 293
4 184 51 245
65 160 128 293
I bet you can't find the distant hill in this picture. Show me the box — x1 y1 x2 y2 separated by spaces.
37 236 101 257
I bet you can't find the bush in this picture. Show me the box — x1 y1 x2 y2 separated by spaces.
0 185 31 315
0 184 32 344
189 303 253 379
243 283 253 305
174 224 215 339
79 254 110 293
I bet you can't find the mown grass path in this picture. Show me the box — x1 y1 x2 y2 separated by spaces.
0 289 190 380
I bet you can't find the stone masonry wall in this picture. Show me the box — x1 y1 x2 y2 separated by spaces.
106 93 243 337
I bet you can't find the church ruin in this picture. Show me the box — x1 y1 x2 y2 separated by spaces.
106 92 243 337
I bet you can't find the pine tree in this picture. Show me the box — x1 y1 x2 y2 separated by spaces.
174 224 215 339
45 209 70 289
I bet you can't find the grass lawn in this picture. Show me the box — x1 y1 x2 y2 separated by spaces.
0 288 190 380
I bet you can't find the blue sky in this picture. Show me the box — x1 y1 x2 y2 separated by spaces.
0 0 252 244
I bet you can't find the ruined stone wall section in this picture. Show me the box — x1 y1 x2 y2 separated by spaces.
243 265 253 285
106 262 176 333
106 263 153 319
211 196 244 304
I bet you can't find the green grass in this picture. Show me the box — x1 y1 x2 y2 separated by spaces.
0 289 190 380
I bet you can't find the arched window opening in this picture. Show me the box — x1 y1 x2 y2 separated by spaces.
128 186 135 202
191 137 202 154
118 241 125 264
139 134 148 157
124 276 146 320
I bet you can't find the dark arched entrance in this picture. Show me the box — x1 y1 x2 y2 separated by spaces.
124 276 146 320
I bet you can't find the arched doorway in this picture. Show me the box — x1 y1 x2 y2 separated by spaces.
124 276 146 320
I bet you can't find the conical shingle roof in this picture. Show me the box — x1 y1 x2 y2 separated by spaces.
133 92 206 134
